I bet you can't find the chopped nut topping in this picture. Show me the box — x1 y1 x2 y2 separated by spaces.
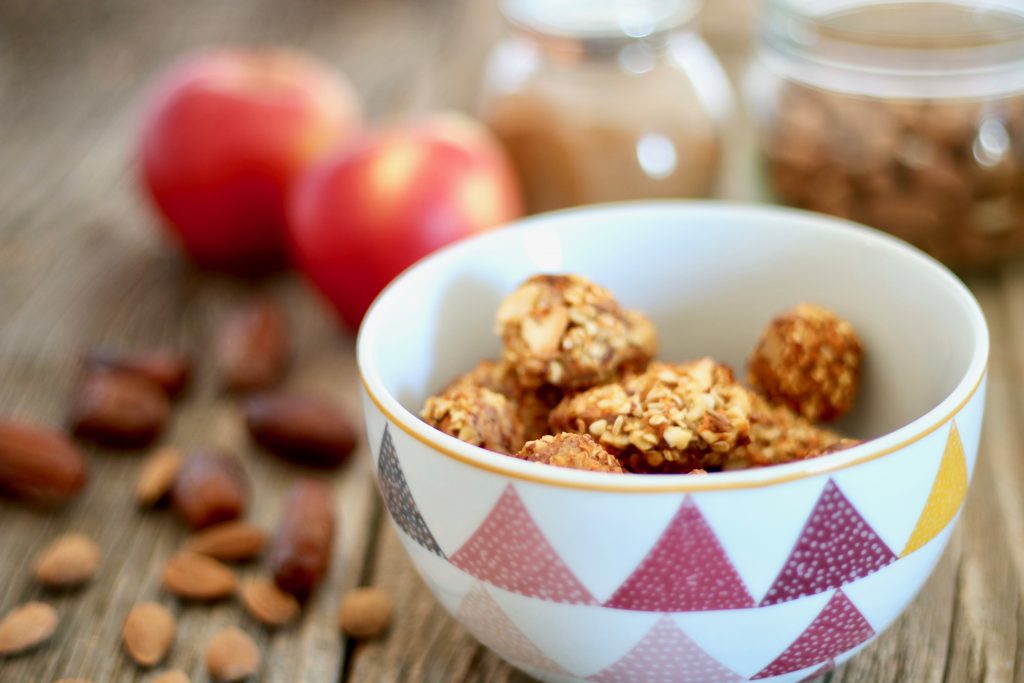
748 303 862 422
724 395 847 469
496 275 656 390
515 433 625 473
421 384 524 455
550 359 752 473
444 359 561 442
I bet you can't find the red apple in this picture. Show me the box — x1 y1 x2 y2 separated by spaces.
139 48 362 273
288 112 523 328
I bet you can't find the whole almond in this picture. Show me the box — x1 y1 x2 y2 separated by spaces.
85 349 192 398
339 587 393 638
244 392 357 468
0 418 87 504
183 521 266 562
69 371 170 448
152 671 190 683
270 479 334 598
240 579 300 627
0 601 58 655
205 627 260 681
33 532 101 588
215 299 288 393
54 679 90 683
122 602 175 667
162 551 237 601
135 447 184 507
171 452 248 530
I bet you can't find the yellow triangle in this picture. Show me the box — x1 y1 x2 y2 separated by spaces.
901 422 969 557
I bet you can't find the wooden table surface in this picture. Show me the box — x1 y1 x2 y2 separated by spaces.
0 1 1021 682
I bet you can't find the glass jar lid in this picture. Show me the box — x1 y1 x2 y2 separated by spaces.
500 0 701 38
759 0 1024 98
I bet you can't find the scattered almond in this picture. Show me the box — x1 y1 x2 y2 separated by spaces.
339 588 393 638
183 521 266 562
0 601 58 655
122 602 175 667
68 370 170 448
162 551 237 601
85 349 192 398
240 579 300 627
215 299 289 393
135 447 184 507
33 532 101 588
269 479 334 598
152 671 190 683
0 418 87 504
171 452 248 530
243 392 357 468
205 627 260 681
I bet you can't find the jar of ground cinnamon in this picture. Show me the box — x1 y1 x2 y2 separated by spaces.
748 0 1024 269
480 0 732 214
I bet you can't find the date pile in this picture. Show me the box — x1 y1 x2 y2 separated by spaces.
422 274 864 475
0 298 390 682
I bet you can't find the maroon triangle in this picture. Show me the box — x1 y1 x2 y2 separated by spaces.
760 480 896 606
753 590 874 679
799 660 836 682
450 485 597 605
604 498 754 611
589 616 742 683
456 584 568 675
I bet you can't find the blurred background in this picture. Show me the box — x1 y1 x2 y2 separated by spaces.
3 0 1024 681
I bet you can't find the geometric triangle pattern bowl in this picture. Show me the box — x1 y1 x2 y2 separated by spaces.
365 385 983 682
357 202 990 683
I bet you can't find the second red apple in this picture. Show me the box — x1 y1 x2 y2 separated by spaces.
288 113 523 329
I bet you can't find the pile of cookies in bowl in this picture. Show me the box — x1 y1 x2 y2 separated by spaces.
421 273 864 476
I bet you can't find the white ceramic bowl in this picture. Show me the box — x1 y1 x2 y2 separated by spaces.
357 202 988 683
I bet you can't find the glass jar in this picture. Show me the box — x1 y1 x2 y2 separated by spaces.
748 0 1024 269
480 0 733 214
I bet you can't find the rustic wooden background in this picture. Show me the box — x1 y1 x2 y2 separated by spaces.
0 0 1020 681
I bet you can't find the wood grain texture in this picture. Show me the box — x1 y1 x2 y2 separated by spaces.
0 0 1021 682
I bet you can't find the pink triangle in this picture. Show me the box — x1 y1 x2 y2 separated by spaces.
456 584 568 675
604 498 754 611
753 590 874 679
760 480 896 606
450 485 597 605
589 616 742 683
798 660 836 682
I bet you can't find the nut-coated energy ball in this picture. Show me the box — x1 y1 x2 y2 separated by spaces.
748 303 862 422
420 384 524 455
495 274 656 391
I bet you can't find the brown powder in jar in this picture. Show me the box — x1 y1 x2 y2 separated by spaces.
484 57 722 213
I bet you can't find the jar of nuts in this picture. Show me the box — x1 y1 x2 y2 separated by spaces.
748 0 1024 268
479 0 732 213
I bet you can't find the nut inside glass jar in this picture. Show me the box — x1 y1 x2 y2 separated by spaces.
748 0 1024 269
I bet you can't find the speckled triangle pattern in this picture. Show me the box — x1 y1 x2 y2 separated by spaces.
902 422 968 557
456 584 569 675
760 480 896 606
605 498 754 611
450 485 597 605
753 590 874 679
588 616 743 683
376 425 445 557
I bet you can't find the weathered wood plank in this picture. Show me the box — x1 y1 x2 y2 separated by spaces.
0 0 453 680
